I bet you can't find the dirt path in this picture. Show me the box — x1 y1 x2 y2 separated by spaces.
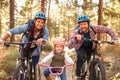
0 47 120 80
104 52 120 80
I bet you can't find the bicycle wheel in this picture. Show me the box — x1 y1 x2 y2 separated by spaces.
95 59 106 80
90 59 106 80
80 59 89 80
36 65 41 80
13 62 29 80
72 63 76 80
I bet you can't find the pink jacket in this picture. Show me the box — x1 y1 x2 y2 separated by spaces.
68 25 118 50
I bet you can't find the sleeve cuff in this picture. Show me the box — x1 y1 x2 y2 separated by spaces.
7 31 12 37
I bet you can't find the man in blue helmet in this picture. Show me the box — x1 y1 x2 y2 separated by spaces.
68 15 118 80
0 11 49 79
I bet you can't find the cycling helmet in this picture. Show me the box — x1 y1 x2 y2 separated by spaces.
53 38 66 47
77 15 90 23
34 11 46 21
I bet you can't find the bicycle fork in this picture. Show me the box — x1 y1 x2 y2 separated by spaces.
17 58 29 80
81 61 90 79
89 56 98 80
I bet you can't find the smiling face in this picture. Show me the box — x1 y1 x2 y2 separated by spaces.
55 44 64 53
35 19 45 30
79 21 89 33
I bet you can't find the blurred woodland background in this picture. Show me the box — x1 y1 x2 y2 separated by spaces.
0 0 120 79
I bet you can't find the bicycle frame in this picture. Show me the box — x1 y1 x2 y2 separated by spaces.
4 42 36 80
79 52 91 80
83 38 114 80
39 64 73 80
77 38 114 80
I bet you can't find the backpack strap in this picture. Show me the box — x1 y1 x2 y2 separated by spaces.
25 20 35 35
25 20 34 32
90 26 96 34
26 20 34 27
20 20 34 41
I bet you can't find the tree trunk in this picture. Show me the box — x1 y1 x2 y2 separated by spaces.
47 0 51 27
41 0 45 12
0 1 2 37
28 0 33 19
97 0 103 40
83 0 87 14
47 0 51 40
10 0 15 42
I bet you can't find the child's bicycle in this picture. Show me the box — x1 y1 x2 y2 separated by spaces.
38 63 73 80
73 38 114 80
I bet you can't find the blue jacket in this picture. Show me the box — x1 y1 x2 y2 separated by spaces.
8 24 49 56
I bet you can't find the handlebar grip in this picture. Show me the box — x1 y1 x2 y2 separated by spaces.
107 42 114 45
4 42 10 47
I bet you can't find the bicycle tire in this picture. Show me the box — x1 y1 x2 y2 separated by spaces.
13 62 29 80
36 65 41 80
72 63 76 80
90 59 106 80
95 59 106 80
80 59 89 80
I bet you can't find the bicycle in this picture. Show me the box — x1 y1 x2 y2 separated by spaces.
4 42 39 80
74 38 114 80
38 63 73 80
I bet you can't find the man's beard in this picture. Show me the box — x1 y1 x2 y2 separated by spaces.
81 28 89 33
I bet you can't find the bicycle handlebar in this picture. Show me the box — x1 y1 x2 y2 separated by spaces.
83 38 114 45
4 39 46 47
39 64 73 76
4 42 36 47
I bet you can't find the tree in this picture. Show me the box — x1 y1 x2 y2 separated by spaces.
10 0 15 42
41 0 46 12
46 0 51 27
0 1 9 37
19 0 33 20
97 0 103 40
102 0 120 40
0 1 2 37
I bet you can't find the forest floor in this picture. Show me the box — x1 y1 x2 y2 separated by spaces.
39 51 120 80
0 47 120 80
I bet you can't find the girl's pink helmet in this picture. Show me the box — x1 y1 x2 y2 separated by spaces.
53 38 66 47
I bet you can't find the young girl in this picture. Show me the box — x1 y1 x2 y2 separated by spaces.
38 38 74 80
